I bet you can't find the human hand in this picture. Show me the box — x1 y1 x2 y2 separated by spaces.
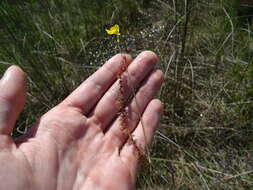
0 51 163 190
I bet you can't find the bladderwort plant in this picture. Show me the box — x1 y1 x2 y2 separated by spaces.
105 24 151 166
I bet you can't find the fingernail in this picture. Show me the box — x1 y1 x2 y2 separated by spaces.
1 67 12 83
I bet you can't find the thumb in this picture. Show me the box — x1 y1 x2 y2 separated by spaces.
0 66 27 135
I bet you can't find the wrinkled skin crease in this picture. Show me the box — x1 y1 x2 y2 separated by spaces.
1 106 135 190
30 107 135 190
0 51 163 190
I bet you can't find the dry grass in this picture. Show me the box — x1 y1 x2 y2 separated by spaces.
0 0 253 189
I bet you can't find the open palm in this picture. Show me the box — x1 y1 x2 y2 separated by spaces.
0 51 163 190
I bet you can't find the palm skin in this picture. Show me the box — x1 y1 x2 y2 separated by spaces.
0 51 163 190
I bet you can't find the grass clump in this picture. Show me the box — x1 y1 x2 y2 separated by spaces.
0 0 253 189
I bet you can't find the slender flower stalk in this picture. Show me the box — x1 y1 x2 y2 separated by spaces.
105 24 149 162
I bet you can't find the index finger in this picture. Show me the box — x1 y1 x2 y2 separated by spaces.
61 54 132 115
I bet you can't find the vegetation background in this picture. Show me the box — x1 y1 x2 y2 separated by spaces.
0 0 253 189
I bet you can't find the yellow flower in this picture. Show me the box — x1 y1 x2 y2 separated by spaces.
105 24 120 36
